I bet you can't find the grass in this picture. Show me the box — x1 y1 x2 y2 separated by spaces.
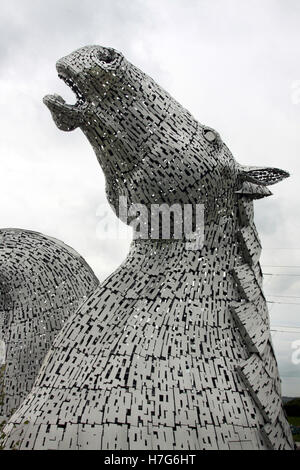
288 416 300 426
287 417 300 443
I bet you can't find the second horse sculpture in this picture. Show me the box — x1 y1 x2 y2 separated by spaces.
3 46 294 450
0 228 98 422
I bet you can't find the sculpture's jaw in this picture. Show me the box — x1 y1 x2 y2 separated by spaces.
43 94 83 131
43 62 86 131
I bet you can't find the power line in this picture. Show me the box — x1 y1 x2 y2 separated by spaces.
267 300 300 306
271 325 300 332
271 327 300 330
267 300 300 305
262 265 300 268
267 294 300 299
264 273 300 277
271 328 300 333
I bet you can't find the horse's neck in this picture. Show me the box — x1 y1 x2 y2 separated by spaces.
102 195 261 307
117 206 242 283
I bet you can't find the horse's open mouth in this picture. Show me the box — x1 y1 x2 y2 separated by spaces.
57 71 86 107
43 64 86 131
44 61 86 109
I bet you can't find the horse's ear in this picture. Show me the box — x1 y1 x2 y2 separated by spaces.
240 166 290 186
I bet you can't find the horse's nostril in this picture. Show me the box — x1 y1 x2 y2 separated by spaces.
98 49 115 64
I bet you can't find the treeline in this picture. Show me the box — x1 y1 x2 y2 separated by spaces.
284 398 300 417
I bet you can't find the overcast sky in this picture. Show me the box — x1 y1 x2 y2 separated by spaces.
0 0 299 396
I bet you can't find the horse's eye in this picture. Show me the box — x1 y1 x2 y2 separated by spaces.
203 129 217 143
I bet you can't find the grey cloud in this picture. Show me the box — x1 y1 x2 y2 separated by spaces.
0 0 152 68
